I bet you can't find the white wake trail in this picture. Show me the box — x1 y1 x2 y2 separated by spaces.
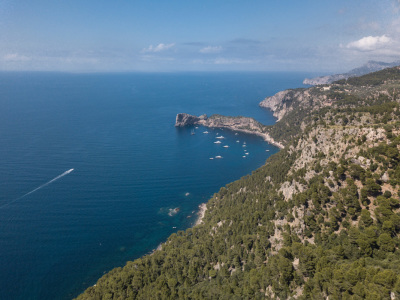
0 169 74 209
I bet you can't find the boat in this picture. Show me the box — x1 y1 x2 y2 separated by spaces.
215 156 223 159
214 141 222 144
191 129 195 135
235 133 238 135
209 157 214 160
216 136 225 139
223 145 229 148
242 144 246 147
203 131 209 134
236 140 240 143
266 149 270 152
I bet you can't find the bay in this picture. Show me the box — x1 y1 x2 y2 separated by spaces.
0 71 312 299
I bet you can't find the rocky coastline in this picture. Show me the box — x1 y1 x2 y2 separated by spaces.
175 113 284 148
194 203 207 226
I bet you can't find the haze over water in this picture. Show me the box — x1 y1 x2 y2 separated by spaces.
0 72 310 299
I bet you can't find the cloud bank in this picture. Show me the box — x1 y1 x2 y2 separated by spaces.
142 43 175 53
3 53 31 62
346 35 392 51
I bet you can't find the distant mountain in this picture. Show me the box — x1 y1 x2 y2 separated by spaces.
303 60 400 85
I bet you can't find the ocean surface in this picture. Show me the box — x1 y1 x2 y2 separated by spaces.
0 72 312 299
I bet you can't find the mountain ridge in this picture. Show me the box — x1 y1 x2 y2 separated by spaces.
303 60 400 86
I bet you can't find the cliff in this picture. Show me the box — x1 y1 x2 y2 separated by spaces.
175 113 208 127
76 67 400 300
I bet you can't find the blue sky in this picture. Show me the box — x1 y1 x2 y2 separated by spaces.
1 0 400 73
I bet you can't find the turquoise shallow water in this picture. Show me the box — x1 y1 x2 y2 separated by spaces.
0 72 311 299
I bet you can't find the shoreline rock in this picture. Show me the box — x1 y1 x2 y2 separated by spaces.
195 203 207 226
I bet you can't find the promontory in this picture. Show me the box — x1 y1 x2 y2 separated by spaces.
175 113 284 148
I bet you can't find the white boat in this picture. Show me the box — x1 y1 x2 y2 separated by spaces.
245 152 249 155
214 141 222 144
203 131 209 134
236 140 240 143
216 136 225 139
266 149 270 152
223 145 229 148
235 133 238 135
215 156 223 159
209 157 214 160
242 144 246 147
243 156 246 158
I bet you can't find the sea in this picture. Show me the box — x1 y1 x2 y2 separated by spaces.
0 71 313 299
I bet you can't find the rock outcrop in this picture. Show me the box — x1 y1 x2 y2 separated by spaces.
175 113 208 127
259 90 296 121
175 113 284 148
259 88 319 121
303 74 347 85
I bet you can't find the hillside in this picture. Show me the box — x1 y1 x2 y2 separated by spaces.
303 60 400 85
76 67 400 299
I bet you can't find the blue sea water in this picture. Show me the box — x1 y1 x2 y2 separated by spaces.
0 72 311 299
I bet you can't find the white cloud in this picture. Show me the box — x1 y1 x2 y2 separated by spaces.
199 46 222 54
142 43 175 53
3 53 30 62
346 35 392 51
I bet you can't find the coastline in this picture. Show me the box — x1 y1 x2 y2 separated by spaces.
150 203 207 256
149 114 280 256
221 127 284 149
175 113 284 149
194 203 207 226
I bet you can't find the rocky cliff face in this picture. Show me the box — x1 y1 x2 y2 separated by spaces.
259 90 296 121
175 113 208 127
259 88 324 122
303 74 347 85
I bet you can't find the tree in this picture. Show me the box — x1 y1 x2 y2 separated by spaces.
377 233 395 252
365 178 382 196
360 210 374 228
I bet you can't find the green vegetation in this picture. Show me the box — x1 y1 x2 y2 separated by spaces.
76 67 400 299
335 67 400 86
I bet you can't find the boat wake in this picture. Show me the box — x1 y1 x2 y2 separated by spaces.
0 169 74 209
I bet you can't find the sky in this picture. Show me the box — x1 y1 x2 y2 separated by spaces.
1 0 400 73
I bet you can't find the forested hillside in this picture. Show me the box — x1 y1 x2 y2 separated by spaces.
76 67 400 299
